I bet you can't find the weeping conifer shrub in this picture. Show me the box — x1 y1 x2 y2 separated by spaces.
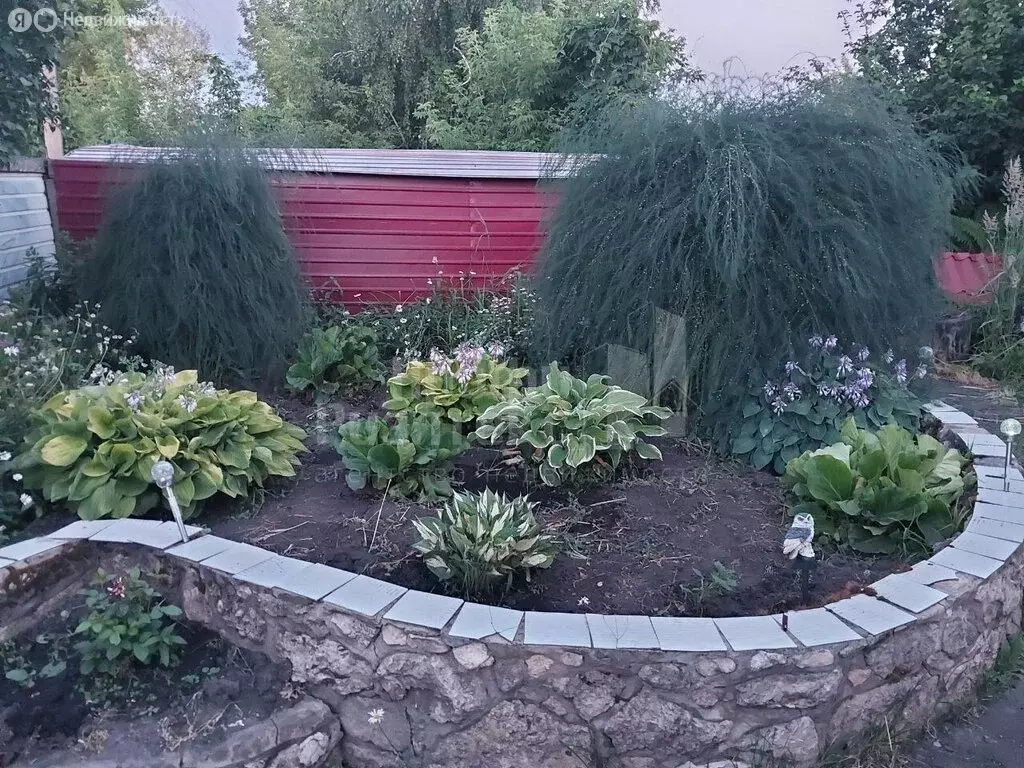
534 78 955 441
81 143 309 384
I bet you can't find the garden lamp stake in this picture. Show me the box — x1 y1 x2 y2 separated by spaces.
1000 419 1021 492
151 460 190 543
782 513 816 605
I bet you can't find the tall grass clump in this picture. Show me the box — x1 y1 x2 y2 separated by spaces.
534 78 955 437
81 144 308 383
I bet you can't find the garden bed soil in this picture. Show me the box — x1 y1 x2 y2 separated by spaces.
1 604 290 767
207 415 906 617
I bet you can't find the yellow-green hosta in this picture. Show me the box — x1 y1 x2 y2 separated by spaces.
412 489 559 597
15 368 306 520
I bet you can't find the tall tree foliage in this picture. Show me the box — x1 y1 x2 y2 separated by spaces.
534 80 955 431
417 0 694 150
842 0 1024 202
82 145 308 383
0 0 71 162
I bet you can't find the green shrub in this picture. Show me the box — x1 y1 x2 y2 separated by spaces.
781 418 973 557
81 145 309 383
535 81 954 432
74 568 185 676
412 489 559 597
721 335 930 473
333 413 470 500
474 363 671 486
383 343 528 425
320 271 538 363
287 325 385 402
15 367 306 520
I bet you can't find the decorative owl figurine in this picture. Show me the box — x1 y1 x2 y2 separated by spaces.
782 513 815 560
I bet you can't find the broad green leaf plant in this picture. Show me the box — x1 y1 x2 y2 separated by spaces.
286 324 385 403
333 412 470 501
781 418 973 558
15 367 306 521
473 363 672 486
384 343 528 425
412 489 559 597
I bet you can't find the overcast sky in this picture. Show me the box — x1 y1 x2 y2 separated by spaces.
161 0 851 74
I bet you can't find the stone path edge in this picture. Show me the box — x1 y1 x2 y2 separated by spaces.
0 400 1019 654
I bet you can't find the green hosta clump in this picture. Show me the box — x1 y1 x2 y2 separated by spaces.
333 412 470 500
474 363 672 486
412 489 559 597
782 418 973 558
383 343 528 425
286 325 385 403
15 367 306 520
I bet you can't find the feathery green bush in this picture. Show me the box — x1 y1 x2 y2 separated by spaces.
82 144 309 383
535 79 955 442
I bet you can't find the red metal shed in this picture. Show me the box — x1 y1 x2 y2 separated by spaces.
50 146 566 306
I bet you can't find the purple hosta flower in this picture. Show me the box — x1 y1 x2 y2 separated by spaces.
770 397 787 415
823 335 838 352
855 368 874 390
895 359 908 384
177 395 198 414
455 366 474 385
454 342 485 379
849 390 870 408
817 382 837 399
782 382 801 401
857 346 870 362
784 360 800 375
836 355 854 376
915 364 928 380
883 349 894 364
486 341 506 359
763 381 778 399
428 348 449 376
125 391 145 411
808 335 824 349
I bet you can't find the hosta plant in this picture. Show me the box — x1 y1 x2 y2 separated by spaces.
412 489 559 597
383 342 528 425
15 367 306 520
333 412 470 500
74 568 186 676
286 325 385 403
782 418 973 557
724 335 930 473
474 363 672 486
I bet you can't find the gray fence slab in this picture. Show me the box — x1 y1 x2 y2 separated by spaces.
951 532 1019 562
276 563 356 600
0 537 64 562
586 614 659 650
826 595 915 635
47 520 117 540
166 535 237 562
384 591 463 629
870 574 948 613
774 608 862 646
967 516 1024 543
929 547 1004 579
200 541 278 575
323 575 407 617
448 603 523 642
523 612 592 648
714 616 796 651
904 561 960 585
649 617 727 652
973 501 1024 525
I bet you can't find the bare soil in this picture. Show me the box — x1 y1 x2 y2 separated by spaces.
206 394 905 617
1 601 290 767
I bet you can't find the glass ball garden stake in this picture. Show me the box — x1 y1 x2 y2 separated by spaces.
151 460 190 543
1000 419 1021 492
783 513 816 604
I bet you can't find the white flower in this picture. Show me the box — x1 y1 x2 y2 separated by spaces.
12 473 22 482
20 493 33 510
0 451 10 462
395 304 403 313
577 596 590 607
368 708 385 725
2 345 19 357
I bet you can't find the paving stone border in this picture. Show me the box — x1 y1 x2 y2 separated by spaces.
2 400 1023 768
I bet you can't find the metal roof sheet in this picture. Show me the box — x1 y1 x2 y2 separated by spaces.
935 251 1003 305
60 145 578 179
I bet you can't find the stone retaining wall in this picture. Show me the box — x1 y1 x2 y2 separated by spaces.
2 400 1023 768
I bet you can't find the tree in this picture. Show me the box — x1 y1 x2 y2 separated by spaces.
417 0 694 151
842 0 1024 203
0 0 72 162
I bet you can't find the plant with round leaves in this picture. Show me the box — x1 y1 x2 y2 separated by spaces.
286 324 385 403
411 489 559 597
14 367 306 521
332 412 469 501
781 417 973 558
383 343 528 425
473 362 672 486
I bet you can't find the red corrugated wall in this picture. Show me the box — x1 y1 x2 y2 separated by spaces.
50 159 553 306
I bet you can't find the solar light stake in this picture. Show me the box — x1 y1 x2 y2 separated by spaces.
1000 419 1021 492
151 460 189 543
